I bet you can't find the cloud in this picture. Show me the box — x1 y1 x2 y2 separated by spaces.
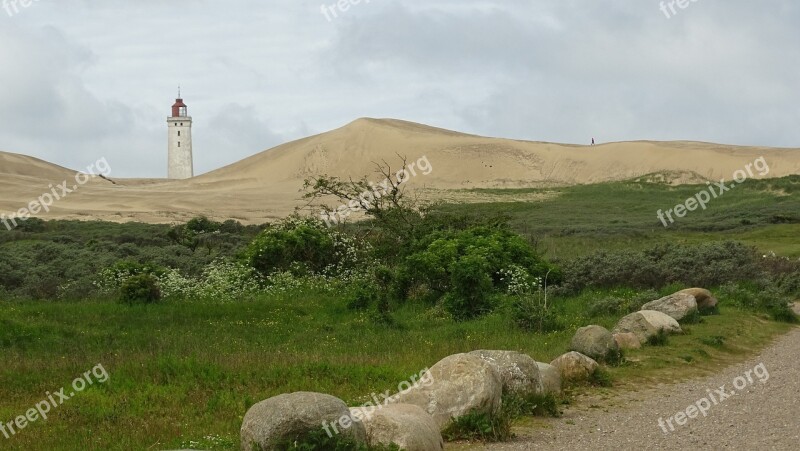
0 0 797 178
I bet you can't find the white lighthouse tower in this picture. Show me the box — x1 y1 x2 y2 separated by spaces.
167 90 194 179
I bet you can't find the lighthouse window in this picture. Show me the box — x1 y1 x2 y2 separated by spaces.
178 131 181 137
178 142 181 147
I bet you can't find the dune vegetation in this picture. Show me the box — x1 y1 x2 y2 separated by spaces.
1 175 798 450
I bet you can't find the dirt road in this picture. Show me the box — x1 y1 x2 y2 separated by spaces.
483 327 800 450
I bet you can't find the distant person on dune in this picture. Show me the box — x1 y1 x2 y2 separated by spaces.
592 138 595 146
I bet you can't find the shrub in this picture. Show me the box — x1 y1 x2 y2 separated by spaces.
244 217 371 281
562 242 768 292
718 283 798 323
511 295 562 333
587 296 637 317
96 261 167 295
443 254 495 320
244 217 336 276
394 225 558 319
347 284 377 311
119 274 161 305
193 259 263 302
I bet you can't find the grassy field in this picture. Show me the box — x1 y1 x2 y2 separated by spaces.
1 175 798 450
0 290 793 450
440 175 800 258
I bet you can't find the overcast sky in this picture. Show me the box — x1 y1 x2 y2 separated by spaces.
0 0 798 177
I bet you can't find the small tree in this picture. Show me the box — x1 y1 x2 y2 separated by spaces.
302 156 425 238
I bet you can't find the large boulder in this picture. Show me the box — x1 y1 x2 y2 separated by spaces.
241 392 366 450
350 404 443 451
536 362 562 394
613 310 682 344
641 293 698 321
792 301 800 316
388 353 502 429
679 288 719 310
468 350 544 396
569 325 620 362
550 352 599 382
613 332 642 350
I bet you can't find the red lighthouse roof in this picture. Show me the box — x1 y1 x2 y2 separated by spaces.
171 98 188 117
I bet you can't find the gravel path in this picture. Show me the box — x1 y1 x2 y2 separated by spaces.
483 327 800 450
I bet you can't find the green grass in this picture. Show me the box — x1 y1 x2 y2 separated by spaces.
0 292 572 450
2 175 799 449
0 291 792 450
438 175 800 258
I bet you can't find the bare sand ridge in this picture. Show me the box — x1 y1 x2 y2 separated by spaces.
1 118 799 224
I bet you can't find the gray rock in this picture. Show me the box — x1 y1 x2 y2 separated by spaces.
468 350 544 396
570 325 620 362
350 403 443 451
536 362 562 394
240 392 366 450
388 353 502 429
613 332 642 350
613 310 682 344
550 351 599 381
679 288 719 310
641 293 698 321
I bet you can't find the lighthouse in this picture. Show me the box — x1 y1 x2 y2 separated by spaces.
167 91 194 179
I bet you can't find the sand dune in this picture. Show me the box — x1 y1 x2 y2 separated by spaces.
1 118 799 224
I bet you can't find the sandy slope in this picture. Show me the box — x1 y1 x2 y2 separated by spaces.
1 118 799 224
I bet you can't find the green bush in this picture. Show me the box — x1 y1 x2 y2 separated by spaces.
443 254 495 320
244 217 337 276
119 274 161 305
718 283 798 323
511 295 562 333
562 242 770 292
393 225 558 319
244 217 371 282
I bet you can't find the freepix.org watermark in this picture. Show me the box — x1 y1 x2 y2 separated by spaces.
657 156 769 228
657 362 769 434
2 0 42 18
322 368 434 438
1 364 109 440
659 0 701 19
320 155 433 227
1 157 111 231
320 0 372 22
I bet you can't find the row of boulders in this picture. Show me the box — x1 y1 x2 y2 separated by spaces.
239 288 719 450
568 288 719 358
568 289 718 364
240 350 564 450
